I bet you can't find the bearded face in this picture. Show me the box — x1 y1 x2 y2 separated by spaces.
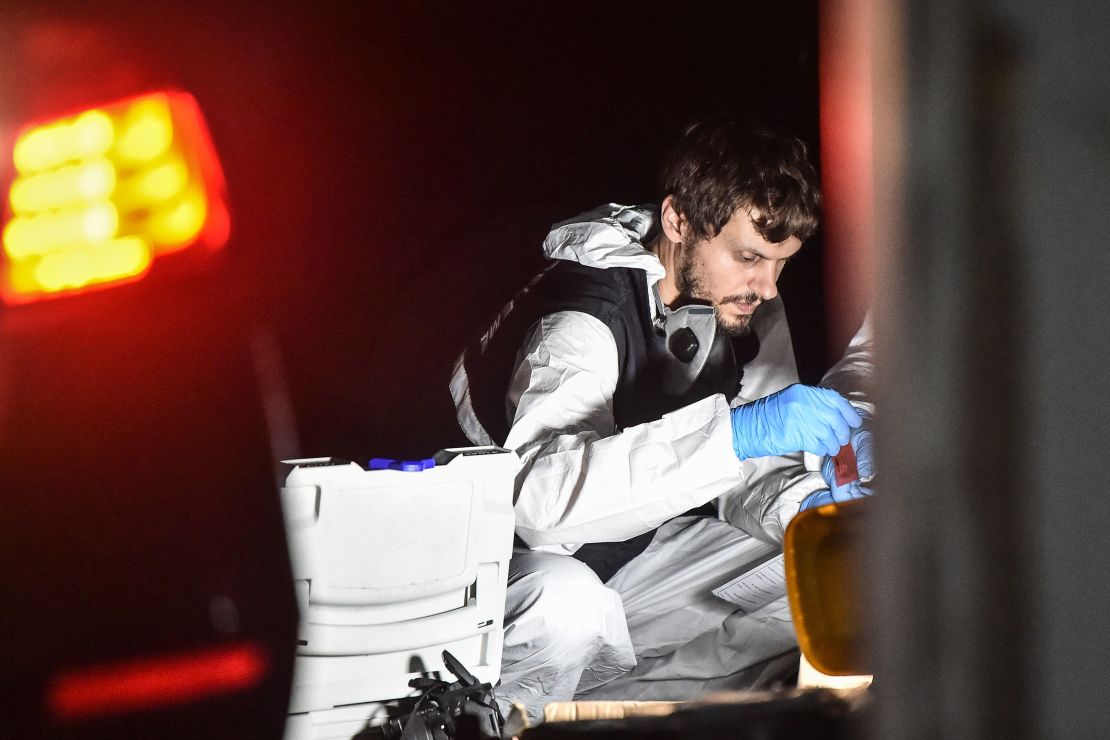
675 236 762 337
669 208 803 338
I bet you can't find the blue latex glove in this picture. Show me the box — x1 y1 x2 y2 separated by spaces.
730 384 861 460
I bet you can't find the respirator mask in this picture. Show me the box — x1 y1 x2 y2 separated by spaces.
652 282 738 399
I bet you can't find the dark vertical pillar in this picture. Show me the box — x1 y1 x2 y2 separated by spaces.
873 1 1110 737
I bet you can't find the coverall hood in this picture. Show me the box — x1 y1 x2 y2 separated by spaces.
542 204 667 290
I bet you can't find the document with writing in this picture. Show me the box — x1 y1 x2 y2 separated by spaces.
712 551 786 613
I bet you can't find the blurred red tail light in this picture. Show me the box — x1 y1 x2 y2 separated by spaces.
1 90 230 304
47 642 269 722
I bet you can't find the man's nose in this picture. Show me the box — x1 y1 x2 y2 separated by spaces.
752 260 779 301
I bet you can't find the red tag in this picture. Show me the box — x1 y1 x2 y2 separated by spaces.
833 443 859 487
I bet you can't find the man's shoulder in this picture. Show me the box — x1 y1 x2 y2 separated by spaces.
531 260 646 309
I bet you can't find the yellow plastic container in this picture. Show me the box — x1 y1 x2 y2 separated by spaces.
784 497 872 676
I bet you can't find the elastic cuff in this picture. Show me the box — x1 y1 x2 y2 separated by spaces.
800 489 835 512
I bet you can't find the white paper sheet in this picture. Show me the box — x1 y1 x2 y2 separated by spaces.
711 552 786 612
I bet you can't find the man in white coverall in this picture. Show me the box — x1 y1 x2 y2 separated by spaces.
450 120 873 723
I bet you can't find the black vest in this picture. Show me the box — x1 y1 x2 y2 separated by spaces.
462 260 758 580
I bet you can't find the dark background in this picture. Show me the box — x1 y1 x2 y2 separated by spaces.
0 1 825 461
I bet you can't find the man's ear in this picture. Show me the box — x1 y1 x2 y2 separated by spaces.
660 195 686 243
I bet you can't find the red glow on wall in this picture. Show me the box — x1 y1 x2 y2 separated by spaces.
47 642 268 722
820 0 875 351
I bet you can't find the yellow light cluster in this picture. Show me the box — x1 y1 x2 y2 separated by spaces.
2 91 228 302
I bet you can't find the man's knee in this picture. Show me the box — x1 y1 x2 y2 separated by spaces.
505 551 627 653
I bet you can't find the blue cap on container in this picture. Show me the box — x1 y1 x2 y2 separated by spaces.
368 458 396 470
368 457 437 472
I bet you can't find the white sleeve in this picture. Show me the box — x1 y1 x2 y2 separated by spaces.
504 311 742 549
819 311 875 415
716 452 827 543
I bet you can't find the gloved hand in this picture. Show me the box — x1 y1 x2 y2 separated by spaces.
730 384 861 460
800 411 874 511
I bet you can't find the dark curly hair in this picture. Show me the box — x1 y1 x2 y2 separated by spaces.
661 119 821 244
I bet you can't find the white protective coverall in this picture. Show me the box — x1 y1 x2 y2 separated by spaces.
450 204 872 722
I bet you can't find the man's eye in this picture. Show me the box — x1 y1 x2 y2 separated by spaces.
737 253 759 264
